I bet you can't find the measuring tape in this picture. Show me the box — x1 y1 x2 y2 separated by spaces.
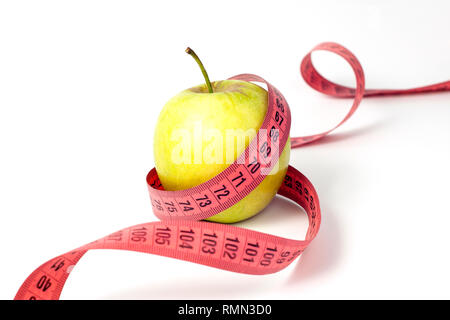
14 42 450 300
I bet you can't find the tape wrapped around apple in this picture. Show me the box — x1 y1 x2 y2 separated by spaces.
154 48 290 223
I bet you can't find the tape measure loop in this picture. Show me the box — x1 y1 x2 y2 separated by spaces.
15 42 450 300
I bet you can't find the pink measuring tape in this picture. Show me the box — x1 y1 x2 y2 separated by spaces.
14 42 450 300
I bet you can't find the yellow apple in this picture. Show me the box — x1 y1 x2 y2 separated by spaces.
153 49 290 223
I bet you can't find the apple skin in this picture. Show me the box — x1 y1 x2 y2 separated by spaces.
154 80 290 223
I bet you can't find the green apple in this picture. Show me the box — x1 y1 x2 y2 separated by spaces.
153 48 290 223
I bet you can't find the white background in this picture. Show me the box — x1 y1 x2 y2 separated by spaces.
1 0 449 300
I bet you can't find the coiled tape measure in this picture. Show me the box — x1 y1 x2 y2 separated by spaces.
14 42 450 300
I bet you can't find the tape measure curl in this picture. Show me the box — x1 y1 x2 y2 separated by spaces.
14 42 450 300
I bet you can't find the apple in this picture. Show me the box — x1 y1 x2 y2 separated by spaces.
154 48 290 223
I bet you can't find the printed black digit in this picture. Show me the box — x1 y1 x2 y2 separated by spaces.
195 194 212 208
179 229 195 249
213 185 230 200
247 156 261 174
50 258 64 272
231 171 246 188
274 111 284 125
202 233 217 255
131 227 147 242
243 241 260 263
36 276 52 292
179 200 194 212
222 236 240 260
155 226 171 245
284 175 293 188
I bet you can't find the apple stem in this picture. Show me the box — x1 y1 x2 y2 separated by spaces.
185 47 213 93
